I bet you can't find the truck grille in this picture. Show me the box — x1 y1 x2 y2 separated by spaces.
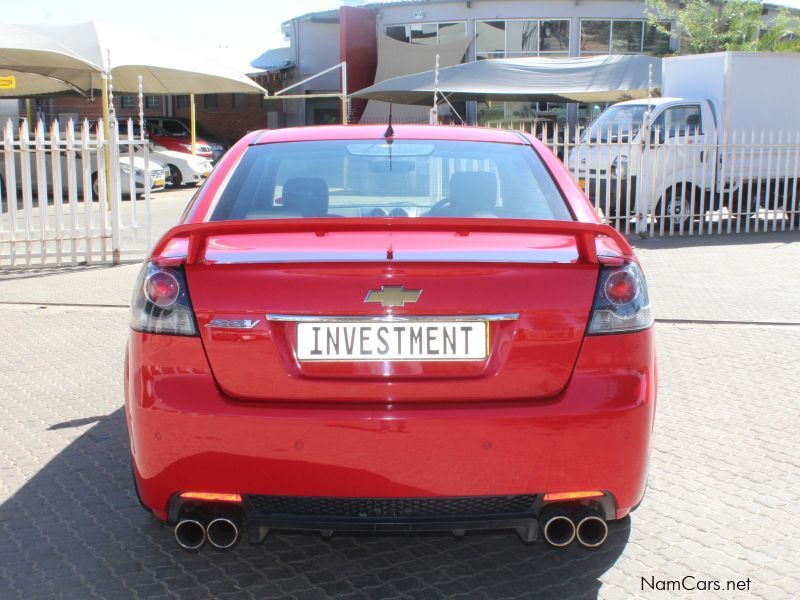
247 495 537 520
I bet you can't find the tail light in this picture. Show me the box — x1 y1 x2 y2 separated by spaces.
588 261 652 335
130 261 197 336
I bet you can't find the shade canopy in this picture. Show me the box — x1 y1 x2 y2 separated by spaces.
0 23 101 95
0 21 267 97
353 54 662 105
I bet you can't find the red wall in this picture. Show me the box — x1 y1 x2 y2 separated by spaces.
339 6 378 123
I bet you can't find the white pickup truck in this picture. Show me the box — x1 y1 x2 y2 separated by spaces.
570 52 800 228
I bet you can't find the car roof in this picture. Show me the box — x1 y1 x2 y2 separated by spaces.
253 125 526 145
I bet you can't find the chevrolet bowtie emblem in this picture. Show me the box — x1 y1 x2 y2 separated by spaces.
364 285 422 307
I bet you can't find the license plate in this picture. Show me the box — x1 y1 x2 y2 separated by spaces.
296 321 488 361
202 171 211 177
578 178 587 190
154 178 165 187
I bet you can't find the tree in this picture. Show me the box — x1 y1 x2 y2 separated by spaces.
644 0 800 54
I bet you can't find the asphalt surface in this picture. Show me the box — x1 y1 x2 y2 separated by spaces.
0 188 798 599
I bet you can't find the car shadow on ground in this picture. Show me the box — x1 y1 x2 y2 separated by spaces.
0 263 130 282
0 408 631 600
629 228 799 250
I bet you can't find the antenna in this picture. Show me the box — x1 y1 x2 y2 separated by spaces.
383 100 394 140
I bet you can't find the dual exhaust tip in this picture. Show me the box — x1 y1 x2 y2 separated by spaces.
541 507 608 549
175 516 239 551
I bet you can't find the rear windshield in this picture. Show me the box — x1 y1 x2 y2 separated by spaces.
210 139 571 221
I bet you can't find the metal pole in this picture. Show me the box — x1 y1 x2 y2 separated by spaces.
430 54 440 125
341 61 348 125
190 93 197 155
636 64 654 237
101 73 113 212
137 76 145 141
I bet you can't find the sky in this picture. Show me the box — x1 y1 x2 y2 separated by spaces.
3 0 346 66
5 0 800 67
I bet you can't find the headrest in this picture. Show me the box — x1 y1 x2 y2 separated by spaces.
449 171 498 215
281 178 329 217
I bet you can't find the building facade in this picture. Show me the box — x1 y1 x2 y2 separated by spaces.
270 0 793 129
274 0 676 128
9 1 794 140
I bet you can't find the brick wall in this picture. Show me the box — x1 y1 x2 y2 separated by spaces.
172 92 270 144
28 95 164 126
172 72 289 143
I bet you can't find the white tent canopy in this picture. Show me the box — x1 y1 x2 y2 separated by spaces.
353 55 662 105
0 21 267 96
0 23 102 96
0 69 78 96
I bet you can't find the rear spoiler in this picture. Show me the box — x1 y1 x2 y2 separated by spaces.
151 218 634 266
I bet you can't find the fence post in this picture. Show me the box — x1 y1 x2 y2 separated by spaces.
108 119 122 265
3 120 18 266
50 121 64 264
632 134 648 237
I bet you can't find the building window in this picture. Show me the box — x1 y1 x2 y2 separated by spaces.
612 21 645 53
231 93 246 111
643 22 672 55
204 94 219 110
385 22 466 45
581 19 669 55
540 20 570 53
580 20 612 54
476 19 571 59
475 21 505 59
175 95 190 109
506 20 538 55
119 95 136 109
438 21 465 45
144 95 160 109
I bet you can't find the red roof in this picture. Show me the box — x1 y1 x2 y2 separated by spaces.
253 125 526 145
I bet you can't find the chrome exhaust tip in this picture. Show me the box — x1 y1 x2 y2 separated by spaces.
174 519 206 551
541 510 576 548
575 513 608 548
206 517 239 550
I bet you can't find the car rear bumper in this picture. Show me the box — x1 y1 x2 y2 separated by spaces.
125 329 656 524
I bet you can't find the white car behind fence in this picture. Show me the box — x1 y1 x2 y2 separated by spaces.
1 118 156 267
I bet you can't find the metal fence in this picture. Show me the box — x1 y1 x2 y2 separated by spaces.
496 120 800 237
0 118 153 268
4 115 798 265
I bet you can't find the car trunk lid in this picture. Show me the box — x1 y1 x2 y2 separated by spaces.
156 219 630 404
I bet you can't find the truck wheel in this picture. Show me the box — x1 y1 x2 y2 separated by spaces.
656 186 694 231
166 164 182 187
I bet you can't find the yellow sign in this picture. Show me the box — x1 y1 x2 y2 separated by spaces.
0 76 16 90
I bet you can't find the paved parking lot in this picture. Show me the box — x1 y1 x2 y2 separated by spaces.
1 189 799 599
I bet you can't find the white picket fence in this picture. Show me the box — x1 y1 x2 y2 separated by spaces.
0 118 153 267
3 117 798 268
497 119 800 237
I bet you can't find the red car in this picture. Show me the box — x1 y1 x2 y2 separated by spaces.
144 119 214 160
125 125 656 552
